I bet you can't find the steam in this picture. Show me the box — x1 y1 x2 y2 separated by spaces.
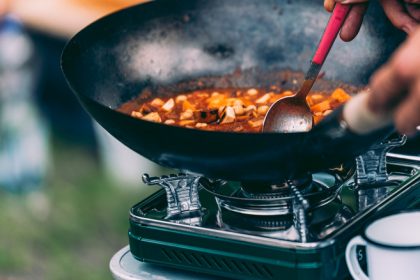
124 40 256 83
115 0 387 86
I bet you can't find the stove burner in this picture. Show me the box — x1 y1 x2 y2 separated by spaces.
217 210 294 232
202 173 341 240
239 174 312 198
203 173 339 207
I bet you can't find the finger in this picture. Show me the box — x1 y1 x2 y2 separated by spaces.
391 27 420 80
406 4 420 21
324 0 336 12
394 79 420 135
404 0 420 4
380 0 418 33
368 66 409 114
368 29 420 113
337 0 369 3
340 3 369 41
0 0 9 15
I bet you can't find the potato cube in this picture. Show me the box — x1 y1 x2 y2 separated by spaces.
257 105 269 116
151 98 164 107
248 118 264 128
180 109 194 120
256 94 271 104
131 111 143 119
142 112 162 123
196 123 208 128
175 95 187 103
220 106 236 124
162 98 175 112
164 119 176 125
246 89 258 96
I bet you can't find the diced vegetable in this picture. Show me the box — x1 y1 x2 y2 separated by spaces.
162 98 175 112
256 94 271 104
331 88 351 103
220 106 236 124
142 112 162 123
150 98 164 107
125 86 352 132
310 100 332 113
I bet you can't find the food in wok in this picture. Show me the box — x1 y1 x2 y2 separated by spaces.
119 87 351 132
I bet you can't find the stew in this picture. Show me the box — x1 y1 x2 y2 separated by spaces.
119 87 351 132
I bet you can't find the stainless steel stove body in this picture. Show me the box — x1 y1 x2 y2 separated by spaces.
128 138 420 280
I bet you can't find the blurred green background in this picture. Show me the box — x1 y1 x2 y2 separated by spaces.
0 1 157 279
0 140 158 280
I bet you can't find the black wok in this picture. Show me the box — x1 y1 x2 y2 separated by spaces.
61 0 404 183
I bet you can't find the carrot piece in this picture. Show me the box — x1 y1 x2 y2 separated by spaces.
311 100 332 113
182 100 195 111
307 94 325 106
331 88 351 103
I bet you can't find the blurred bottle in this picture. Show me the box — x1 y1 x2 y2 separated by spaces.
0 15 49 193
94 122 168 188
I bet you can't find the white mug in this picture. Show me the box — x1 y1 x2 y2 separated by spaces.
345 211 420 280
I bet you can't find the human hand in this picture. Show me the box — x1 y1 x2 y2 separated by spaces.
367 27 420 135
324 0 420 41
0 0 10 15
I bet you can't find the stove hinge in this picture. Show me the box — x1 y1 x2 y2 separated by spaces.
355 135 406 187
290 182 310 243
142 173 202 219
355 135 406 210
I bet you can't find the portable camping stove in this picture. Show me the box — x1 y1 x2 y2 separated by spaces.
124 136 420 280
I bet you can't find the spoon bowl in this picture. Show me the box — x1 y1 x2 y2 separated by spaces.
263 95 313 133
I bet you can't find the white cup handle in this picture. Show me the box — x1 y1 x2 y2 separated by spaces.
345 235 369 280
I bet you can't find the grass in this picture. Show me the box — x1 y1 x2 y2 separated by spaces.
0 142 158 280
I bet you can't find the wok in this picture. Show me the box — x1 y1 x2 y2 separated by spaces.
61 0 404 183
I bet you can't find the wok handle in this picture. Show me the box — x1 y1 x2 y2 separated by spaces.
343 91 393 135
312 3 352 65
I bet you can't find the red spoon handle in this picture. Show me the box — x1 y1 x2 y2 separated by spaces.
312 3 351 65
